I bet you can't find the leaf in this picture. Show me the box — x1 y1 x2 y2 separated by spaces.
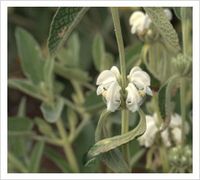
34 118 54 137
158 75 180 130
173 8 181 20
48 7 89 56
144 7 181 53
54 63 90 83
102 52 114 70
87 110 146 164
8 79 44 101
8 117 33 158
28 141 45 172
44 146 70 172
56 33 80 67
8 117 33 131
40 97 64 123
92 33 105 71
125 42 143 71
84 91 104 113
17 97 27 117
93 109 130 173
43 58 54 91
15 27 44 84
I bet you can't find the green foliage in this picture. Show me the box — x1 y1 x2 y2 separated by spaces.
15 27 44 84
173 8 181 20
40 97 64 123
48 7 89 56
92 33 114 71
35 118 54 137
87 110 146 164
144 7 181 53
28 141 45 172
8 79 44 100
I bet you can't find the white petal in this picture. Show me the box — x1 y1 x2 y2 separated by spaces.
110 66 120 80
146 86 153 96
164 8 172 21
125 83 142 112
96 70 116 85
105 81 121 112
144 14 152 28
138 115 158 147
161 129 171 147
169 113 182 128
130 70 151 86
171 127 182 145
127 66 141 81
129 11 145 26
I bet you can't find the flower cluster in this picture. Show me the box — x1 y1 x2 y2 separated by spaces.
137 113 190 147
129 9 172 36
96 66 152 112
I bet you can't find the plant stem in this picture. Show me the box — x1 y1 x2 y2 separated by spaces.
111 7 130 165
8 152 28 173
111 7 127 89
180 78 186 144
56 119 79 173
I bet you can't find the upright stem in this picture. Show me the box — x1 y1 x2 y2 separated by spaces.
111 8 127 89
111 7 130 164
56 119 79 172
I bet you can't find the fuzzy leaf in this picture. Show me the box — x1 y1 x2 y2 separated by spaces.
28 141 45 172
8 79 44 100
87 110 146 163
54 63 90 83
95 110 130 172
40 97 64 123
144 7 181 53
48 7 89 56
43 58 54 91
92 33 105 71
35 118 54 137
15 27 44 84
56 33 80 67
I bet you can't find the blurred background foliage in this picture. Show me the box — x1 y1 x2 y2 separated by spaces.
8 7 191 173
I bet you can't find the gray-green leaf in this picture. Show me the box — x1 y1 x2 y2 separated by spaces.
8 79 44 101
34 118 54 137
144 7 181 53
40 97 64 123
48 7 89 56
87 110 146 162
28 141 45 172
15 27 44 84
94 109 130 173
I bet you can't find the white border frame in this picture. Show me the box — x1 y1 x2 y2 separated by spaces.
1 1 199 180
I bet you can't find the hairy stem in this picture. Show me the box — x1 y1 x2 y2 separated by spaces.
111 7 130 165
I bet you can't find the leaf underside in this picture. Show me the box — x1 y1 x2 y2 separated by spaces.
48 7 89 56
144 7 181 53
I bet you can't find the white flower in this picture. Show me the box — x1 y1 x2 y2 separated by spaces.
129 11 151 35
129 9 172 35
96 66 121 112
138 115 158 147
164 8 173 21
126 66 152 112
138 113 190 148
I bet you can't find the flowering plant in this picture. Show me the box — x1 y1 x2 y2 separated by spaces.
7 7 192 173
